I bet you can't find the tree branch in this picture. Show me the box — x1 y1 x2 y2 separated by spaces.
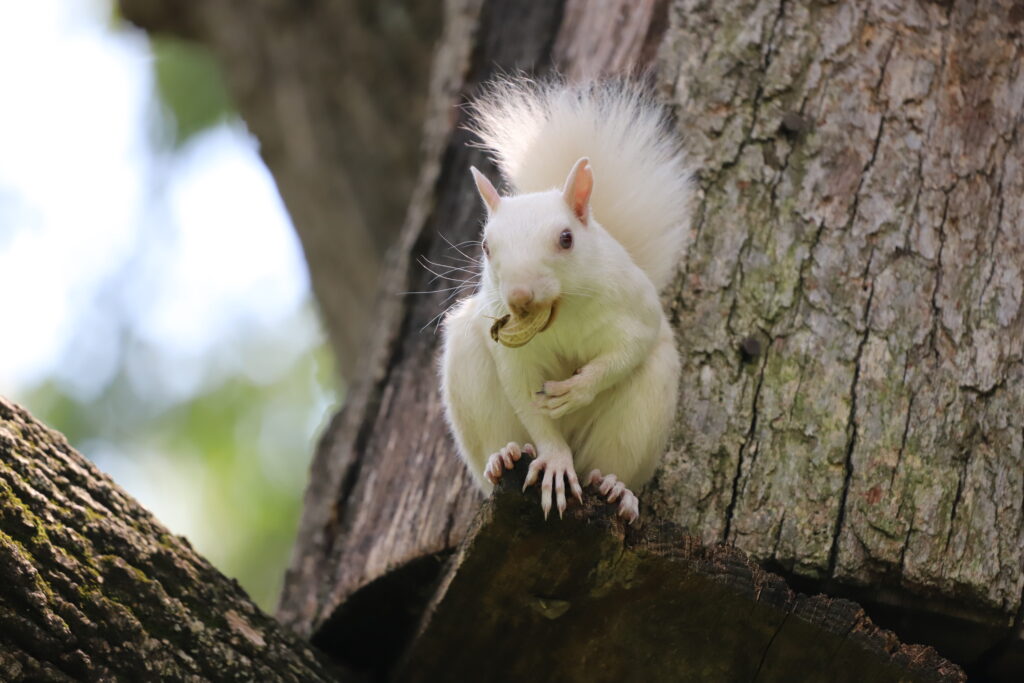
0 398 342 681
334 458 966 682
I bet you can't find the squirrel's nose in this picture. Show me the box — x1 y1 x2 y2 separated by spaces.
507 286 534 318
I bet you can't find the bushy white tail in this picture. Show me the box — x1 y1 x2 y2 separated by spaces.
468 77 693 290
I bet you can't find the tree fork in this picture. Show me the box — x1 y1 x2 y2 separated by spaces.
113 0 1024 679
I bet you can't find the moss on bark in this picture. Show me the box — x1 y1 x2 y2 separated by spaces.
0 398 342 681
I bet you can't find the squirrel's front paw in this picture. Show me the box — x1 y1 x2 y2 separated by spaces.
485 442 534 485
587 470 640 525
535 375 596 419
523 449 584 520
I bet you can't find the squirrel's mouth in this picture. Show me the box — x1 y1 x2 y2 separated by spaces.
489 299 559 348
539 299 559 332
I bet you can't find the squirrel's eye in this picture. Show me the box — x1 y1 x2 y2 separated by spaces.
481 238 490 258
558 228 573 250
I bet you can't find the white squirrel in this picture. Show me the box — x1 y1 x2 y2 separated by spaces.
439 78 693 523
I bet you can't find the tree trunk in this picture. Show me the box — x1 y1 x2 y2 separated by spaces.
263 0 1022 679
654 1 1024 672
111 0 1024 678
400 458 965 683
0 402 965 682
120 0 444 379
0 399 341 681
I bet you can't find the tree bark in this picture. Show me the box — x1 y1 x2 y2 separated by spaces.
266 0 1022 679
119 0 443 379
0 400 965 682
400 458 965 683
0 398 341 681
116 0 1024 679
653 1 1024 673
277 0 673 639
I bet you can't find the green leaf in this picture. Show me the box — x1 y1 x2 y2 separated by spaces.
152 37 233 145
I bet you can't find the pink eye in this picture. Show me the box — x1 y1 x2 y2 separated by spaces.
558 229 573 250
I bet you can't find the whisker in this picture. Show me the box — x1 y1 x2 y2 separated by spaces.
438 286 474 308
414 233 490 334
418 260 475 284
439 232 484 264
421 309 449 333
562 288 599 298
400 283 475 295
422 252 479 266
420 253 481 273
420 257 480 277
421 294 471 333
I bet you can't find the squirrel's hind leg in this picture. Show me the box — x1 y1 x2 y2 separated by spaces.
440 298 529 492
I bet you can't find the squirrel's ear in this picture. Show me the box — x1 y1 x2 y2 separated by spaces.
470 166 501 214
562 157 593 225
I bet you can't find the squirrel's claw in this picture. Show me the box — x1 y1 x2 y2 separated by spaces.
523 458 542 491
555 471 567 519
524 450 580 520
484 442 527 485
618 491 640 524
541 467 554 520
588 469 640 525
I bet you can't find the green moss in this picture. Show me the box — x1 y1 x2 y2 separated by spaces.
0 470 52 548
0 529 56 601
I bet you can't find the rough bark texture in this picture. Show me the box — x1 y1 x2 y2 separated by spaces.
276 0 560 632
277 0 675 639
119 0 443 378
0 398 341 681
397 458 965 683
275 0 1024 678
651 0 1024 671
118 0 1024 679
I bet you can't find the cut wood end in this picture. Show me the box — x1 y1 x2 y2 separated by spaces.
392 456 966 682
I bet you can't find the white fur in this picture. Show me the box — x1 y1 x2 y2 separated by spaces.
441 78 691 517
468 77 693 290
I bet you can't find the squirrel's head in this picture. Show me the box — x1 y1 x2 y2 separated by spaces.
471 157 595 323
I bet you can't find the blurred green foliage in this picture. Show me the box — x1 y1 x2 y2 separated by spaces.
152 37 233 145
14 23 338 612
25 325 336 610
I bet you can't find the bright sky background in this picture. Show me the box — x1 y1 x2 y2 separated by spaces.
0 0 332 587
0 1 312 395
